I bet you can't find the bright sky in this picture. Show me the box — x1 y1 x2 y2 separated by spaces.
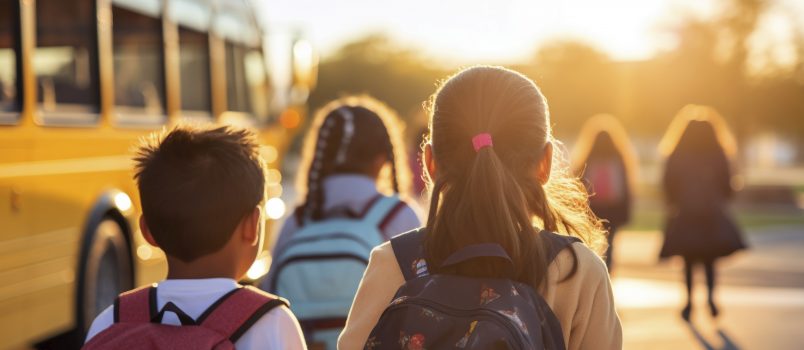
258 0 804 64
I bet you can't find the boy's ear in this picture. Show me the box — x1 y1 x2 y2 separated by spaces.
536 141 554 184
139 215 159 248
240 206 261 246
424 143 437 179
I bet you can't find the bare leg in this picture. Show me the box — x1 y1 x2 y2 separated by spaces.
682 256 694 321
704 258 719 317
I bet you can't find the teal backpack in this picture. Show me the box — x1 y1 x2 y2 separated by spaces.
267 195 403 349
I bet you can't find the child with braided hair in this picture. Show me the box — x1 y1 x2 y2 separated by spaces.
262 96 421 349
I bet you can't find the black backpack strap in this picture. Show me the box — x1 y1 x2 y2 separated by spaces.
152 302 197 326
390 229 578 281
390 228 427 281
199 286 289 343
536 231 578 350
114 284 157 323
541 230 582 263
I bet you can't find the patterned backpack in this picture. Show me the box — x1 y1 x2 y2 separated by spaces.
82 284 287 350
366 229 579 350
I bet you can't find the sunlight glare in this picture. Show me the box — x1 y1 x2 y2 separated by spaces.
113 192 133 212
265 197 286 220
261 145 278 164
136 244 153 261
246 255 272 280
613 277 681 309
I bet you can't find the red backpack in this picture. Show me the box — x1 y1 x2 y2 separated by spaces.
585 159 625 205
82 284 287 350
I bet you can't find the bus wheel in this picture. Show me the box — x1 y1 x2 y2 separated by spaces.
76 217 133 334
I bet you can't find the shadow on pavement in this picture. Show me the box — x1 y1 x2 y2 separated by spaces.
686 322 741 350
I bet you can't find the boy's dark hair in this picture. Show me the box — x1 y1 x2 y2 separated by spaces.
134 125 266 262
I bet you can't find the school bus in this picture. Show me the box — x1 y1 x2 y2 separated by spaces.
0 0 316 347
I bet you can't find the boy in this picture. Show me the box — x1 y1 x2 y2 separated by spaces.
84 125 306 349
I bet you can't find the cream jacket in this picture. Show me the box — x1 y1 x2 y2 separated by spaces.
338 240 622 350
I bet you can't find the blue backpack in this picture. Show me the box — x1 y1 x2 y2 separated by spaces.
366 228 578 350
267 195 403 349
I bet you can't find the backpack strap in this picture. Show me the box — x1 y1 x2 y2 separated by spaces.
390 228 427 281
296 194 403 230
152 302 197 326
540 230 582 263
391 229 580 281
362 195 405 229
198 285 289 343
114 284 158 323
319 194 383 220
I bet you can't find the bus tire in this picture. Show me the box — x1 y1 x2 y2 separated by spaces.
75 216 134 336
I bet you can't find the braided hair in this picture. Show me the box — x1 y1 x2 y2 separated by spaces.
295 97 408 225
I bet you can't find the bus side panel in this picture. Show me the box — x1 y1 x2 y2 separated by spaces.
0 126 167 347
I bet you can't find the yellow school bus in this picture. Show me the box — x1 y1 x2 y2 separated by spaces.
0 0 316 347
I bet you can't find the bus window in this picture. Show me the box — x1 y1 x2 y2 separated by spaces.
179 26 211 117
225 42 251 114
34 0 99 122
169 0 211 33
112 5 165 123
226 43 270 119
0 0 19 121
244 49 269 119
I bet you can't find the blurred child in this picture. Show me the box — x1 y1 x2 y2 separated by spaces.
84 125 306 349
263 96 421 349
572 114 637 271
339 66 621 350
658 105 746 321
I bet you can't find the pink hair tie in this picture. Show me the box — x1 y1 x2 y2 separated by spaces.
472 133 493 152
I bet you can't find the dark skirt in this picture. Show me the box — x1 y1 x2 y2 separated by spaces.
659 210 747 260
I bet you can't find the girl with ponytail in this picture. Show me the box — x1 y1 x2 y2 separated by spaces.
339 66 621 350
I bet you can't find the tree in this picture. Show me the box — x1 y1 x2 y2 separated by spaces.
308 34 448 123
518 40 618 137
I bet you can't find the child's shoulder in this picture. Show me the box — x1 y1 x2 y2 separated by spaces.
370 195 423 233
386 196 421 221
238 301 300 339
234 295 305 349
549 239 608 283
85 304 115 343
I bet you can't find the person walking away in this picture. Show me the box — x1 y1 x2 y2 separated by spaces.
338 66 621 350
571 114 636 272
262 96 421 349
84 125 306 350
658 105 746 321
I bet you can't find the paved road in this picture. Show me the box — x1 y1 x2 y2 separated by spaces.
612 226 804 350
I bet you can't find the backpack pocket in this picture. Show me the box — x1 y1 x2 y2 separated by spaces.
370 297 530 349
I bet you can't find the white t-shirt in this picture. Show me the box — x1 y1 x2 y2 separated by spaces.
85 278 307 350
